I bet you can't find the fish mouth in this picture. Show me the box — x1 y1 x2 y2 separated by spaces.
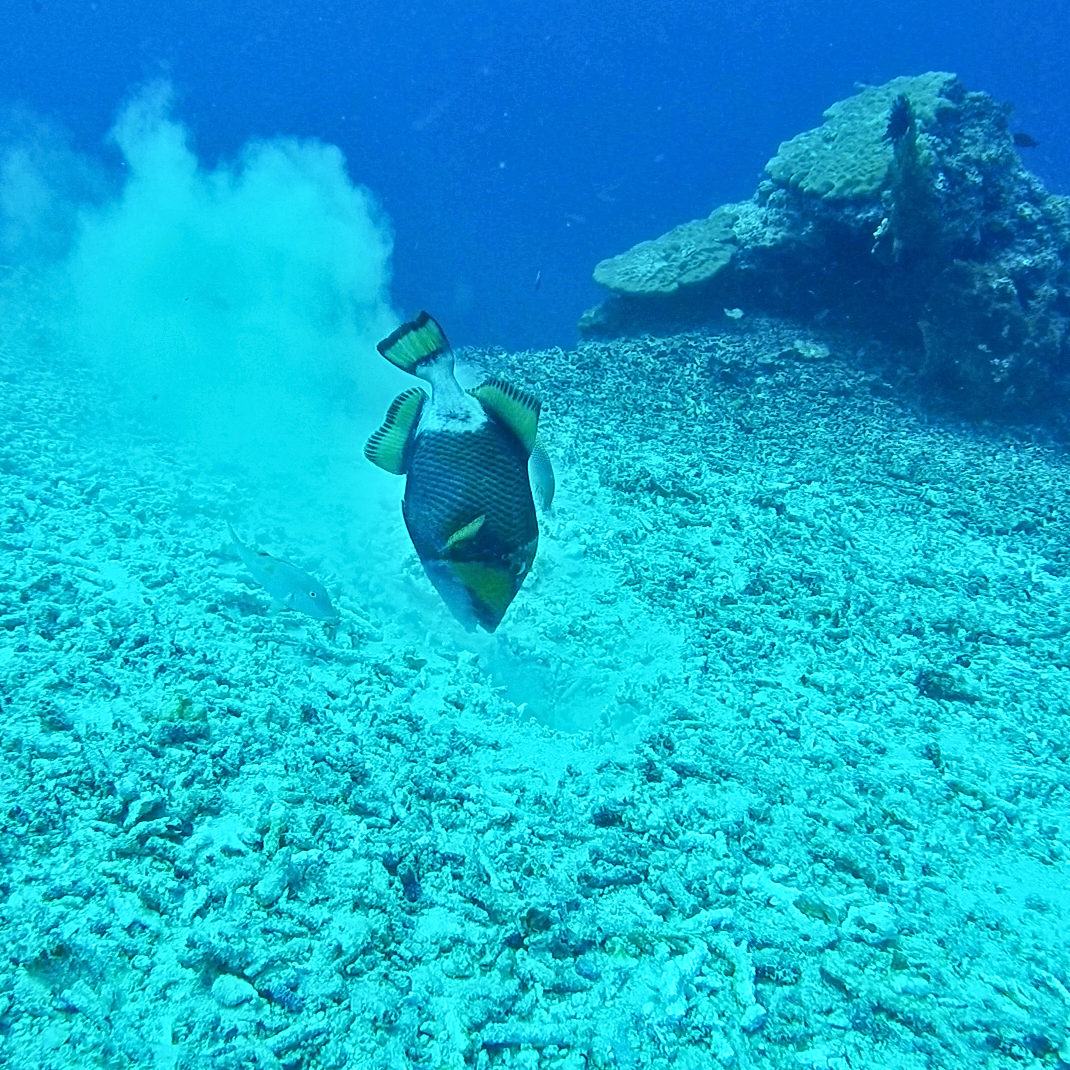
419 557 513 633
418 535 537 632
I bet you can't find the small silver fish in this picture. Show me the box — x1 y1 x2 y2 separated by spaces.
528 438 555 513
227 523 337 620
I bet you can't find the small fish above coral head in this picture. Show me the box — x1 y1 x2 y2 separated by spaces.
364 311 552 632
227 523 337 620
883 93 914 145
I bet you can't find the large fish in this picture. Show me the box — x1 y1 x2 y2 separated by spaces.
365 312 549 632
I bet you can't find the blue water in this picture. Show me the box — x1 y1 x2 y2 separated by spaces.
4 0 1068 349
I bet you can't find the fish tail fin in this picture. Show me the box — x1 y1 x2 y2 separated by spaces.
377 311 451 374
227 522 241 546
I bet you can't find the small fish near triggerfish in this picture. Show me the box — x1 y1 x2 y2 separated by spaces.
227 523 337 621
364 312 553 632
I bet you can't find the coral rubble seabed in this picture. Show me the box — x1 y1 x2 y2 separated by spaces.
3 263 1070 1068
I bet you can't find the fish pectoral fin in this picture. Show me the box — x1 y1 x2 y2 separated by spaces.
445 514 486 550
364 388 426 475
471 378 541 454
377 311 450 373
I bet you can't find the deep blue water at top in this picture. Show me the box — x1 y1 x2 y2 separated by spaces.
5 0 1070 350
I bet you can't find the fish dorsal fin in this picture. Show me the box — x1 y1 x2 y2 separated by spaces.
377 311 450 373
364 388 426 474
445 514 486 550
471 378 541 455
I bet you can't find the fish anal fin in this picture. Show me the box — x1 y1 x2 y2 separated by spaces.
377 311 451 373
364 388 426 475
471 378 541 454
445 514 486 550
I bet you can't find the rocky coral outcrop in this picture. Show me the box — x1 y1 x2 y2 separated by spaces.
592 205 739 296
582 72 1070 416
766 71 956 201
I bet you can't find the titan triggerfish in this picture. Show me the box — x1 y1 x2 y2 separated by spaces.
364 312 551 632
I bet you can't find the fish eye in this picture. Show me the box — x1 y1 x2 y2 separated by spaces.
309 591 317 598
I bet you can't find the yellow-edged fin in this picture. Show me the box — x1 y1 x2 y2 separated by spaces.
445 514 486 550
471 378 541 455
364 388 425 475
376 311 450 373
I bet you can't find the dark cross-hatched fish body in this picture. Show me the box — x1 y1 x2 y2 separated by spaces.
364 311 549 632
